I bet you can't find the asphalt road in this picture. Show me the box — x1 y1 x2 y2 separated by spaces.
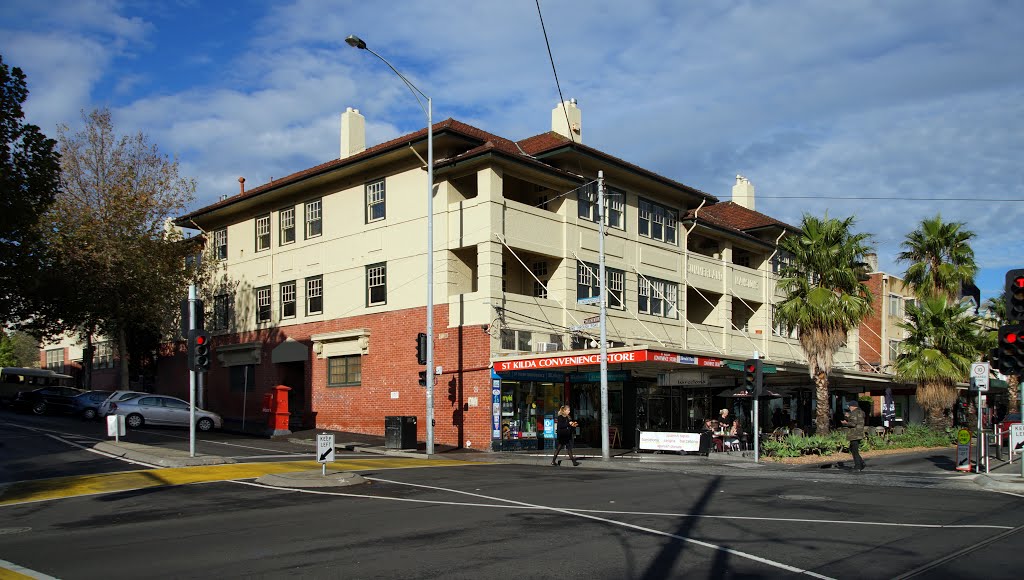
1 411 1022 580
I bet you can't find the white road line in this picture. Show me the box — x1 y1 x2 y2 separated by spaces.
565 508 1015 530
44 434 161 469
231 478 833 579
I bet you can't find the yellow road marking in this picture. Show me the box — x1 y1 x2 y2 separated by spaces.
0 458 473 507
0 568 35 580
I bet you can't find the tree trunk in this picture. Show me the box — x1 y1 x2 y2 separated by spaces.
814 369 831 435
118 327 130 390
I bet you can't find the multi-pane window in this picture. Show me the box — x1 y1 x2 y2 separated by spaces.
607 269 624 309
367 263 387 306
305 199 322 239
256 286 271 323
255 214 271 251
328 355 362 387
771 305 797 338
366 179 386 222
532 262 548 299
500 329 532 351
577 182 624 229
213 294 231 330
306 276 323 315
45 349 63 372
638 199 678 244
888 294 903 317
889 339 901 362
281 281 296 318
280 207 295 245
577 261 624 308
638 276 678 318
213 228 227 260
94 342 114 369
771 251 792 275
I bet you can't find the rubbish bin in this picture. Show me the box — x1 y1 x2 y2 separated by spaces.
385 415 418 450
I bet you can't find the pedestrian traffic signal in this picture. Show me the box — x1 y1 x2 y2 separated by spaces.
997 324 1023 376
1006 269 1024 322
418 370 427 387
187 329 211 372
743 358 763 396
448 382 457 403
415 332 427 365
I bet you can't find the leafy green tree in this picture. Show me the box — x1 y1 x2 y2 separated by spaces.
897 214 977 301
0 332 16 366
45 108 196 388
893 298 980 429
774 214 874 434
0 55 61 325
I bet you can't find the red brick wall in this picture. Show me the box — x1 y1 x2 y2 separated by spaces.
858 274 885 370
154 304 494 448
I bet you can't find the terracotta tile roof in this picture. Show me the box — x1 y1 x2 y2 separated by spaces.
518 132 718 203
179 121 716 223
684 201 798 238
178 118 512 223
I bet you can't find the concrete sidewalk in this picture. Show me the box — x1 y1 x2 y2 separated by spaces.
91 429 1024 494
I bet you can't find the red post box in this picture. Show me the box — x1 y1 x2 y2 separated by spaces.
265 385 291 438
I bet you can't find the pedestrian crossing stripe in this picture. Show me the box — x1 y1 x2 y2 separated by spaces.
0 458 475 507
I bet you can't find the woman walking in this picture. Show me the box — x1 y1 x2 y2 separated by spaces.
551 405 580 466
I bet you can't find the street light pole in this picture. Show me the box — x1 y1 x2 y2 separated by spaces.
346 34 435 455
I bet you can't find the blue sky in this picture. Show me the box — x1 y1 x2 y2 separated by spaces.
2 0 1022 303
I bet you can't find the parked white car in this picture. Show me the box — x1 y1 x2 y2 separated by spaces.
108 394 223 432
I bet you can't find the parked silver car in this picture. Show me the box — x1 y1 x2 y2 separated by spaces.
98 390 148 417
108 394 222 432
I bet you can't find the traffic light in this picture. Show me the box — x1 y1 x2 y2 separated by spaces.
418 370 427 387
447 379 457 403
743 358 763 396
997 324 1023 376
187 329 211 372
415 332 427 365
1006 269 1024 322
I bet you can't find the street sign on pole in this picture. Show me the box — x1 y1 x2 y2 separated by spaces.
971 362 989 392
317 433 335 476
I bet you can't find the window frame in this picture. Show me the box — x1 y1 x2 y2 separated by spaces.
305 198 322 239
280 281 296 319
255 213 271 252
366 262 387 306
327 355 362 387
213 294 231 330
256 286 271 323
306 275 323 315
45 348 63 372
279 206 296 245
577 261 625 309
577 182 625 230
638 276 678 318
366 179 386 223
213 228 228 261
637 198 678 245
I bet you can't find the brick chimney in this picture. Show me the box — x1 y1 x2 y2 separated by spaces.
552 99 582 143
341 107 366 159
732 175 755 210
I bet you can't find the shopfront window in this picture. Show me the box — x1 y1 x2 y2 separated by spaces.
499 381 560 441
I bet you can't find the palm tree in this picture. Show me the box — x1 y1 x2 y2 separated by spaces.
893 298 980 429
775 214 874 434
983 297 1019 411
897 214 977 301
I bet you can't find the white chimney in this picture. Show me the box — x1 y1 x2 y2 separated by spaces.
341 107 366 159
551 98 582 143
865 253 879 273
732 174 755 210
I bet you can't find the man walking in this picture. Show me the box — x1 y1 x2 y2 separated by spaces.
842 400 866 470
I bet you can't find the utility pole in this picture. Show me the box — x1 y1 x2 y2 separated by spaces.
598 170 610 462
